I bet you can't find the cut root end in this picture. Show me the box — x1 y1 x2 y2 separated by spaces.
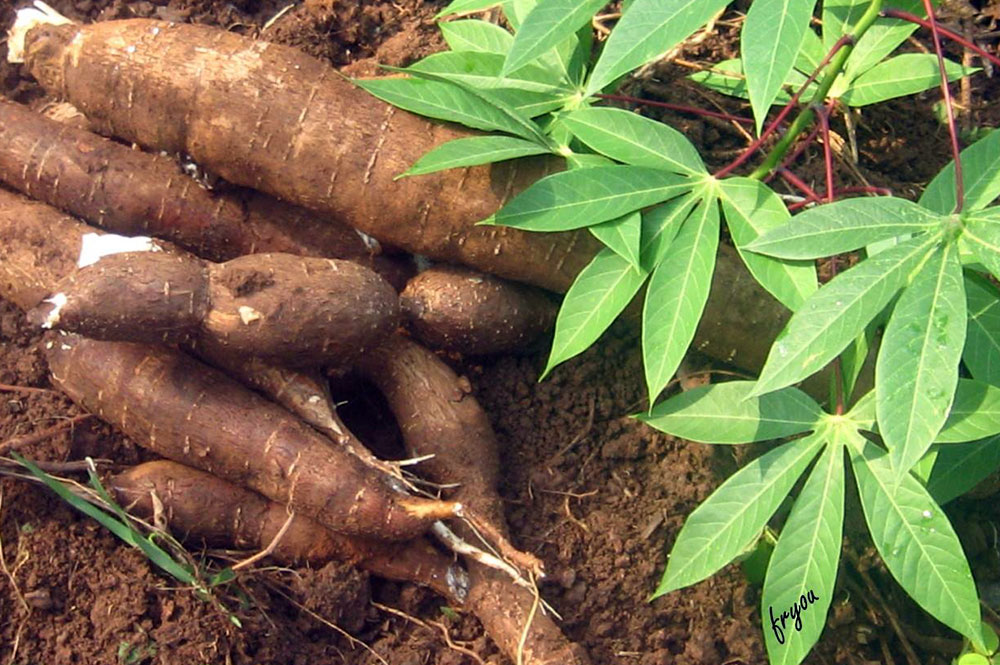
7 1 74 64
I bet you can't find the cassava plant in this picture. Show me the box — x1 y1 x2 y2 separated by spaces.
361 0 1000 663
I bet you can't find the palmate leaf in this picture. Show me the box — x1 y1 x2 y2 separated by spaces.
439 19 514 54
850 437 984 650
561 107 706 175
355 77 544 140
935 379 1000 444
489 166 692 231
742 0 817 135
922 130 1000 214
655 433 825 597
720 178 817 310
639 381 822 444
747 196 940 260
752 233 939 398
542 248 647 378
964 273 1000 385
877 242 966 478
922 436 1000 504
963 216 1000 280
840 53 972 107
643 196 719 404
401 136 550 177
502 0 607 75
762 440 844 665
585 0 731 96
589 211 642 271
640 193 699 270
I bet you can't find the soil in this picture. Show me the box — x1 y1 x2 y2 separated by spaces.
1 2 999 665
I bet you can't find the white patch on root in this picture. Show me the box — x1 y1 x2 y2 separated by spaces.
238 305 262 324
77 233 161 268
39 292 67 329
7 1 73 64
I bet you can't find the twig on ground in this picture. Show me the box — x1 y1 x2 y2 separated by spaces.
0 414 93 456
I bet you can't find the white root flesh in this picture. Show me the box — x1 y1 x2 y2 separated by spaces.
7 1 73 64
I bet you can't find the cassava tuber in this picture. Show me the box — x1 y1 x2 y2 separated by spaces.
46 334 460 541
401 265 558 355
30 249 399 368
113 460 467 603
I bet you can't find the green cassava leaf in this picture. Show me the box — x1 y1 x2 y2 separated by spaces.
407 51 572 95
822 0 869 52
589 211 642 270
922 437 1000 504
502 0 607 75
542 248 647 377
437 0 502 18
840 53 972 107
689 59 808 104
355 77 545 140
936 379 1000 444
762 441 844 665
877 242 966 477
639 381 823 443
964 273 1000 385
794 28 825 77
963 215 1000 279
640 193 700 271
850 437 983 649
720 178 818 310
489 166 691 231
439 19 514 53
585 0 731 96
401 136 550 177
561 107 706 174
742 0 817 134
655 434 825 596
747 197 941 260
643 196 719 404
848 389 876 430
922 130 1000 214
843 0 926 81
753 234 939 397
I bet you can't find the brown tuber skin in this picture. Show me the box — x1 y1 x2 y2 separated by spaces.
46 334 459 541
0 97 414 290
401 266 558 355
360 336 591 665
21 19 600 293
31 250 400 368
113 460 467 603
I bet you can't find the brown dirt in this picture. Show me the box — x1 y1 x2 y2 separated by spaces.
1 2 999 665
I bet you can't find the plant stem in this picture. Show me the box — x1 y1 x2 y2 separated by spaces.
882 8 1000 70
740 0 886 181
778 168 821 203
922 0 964 213
595 93 754 125
816 104 835 203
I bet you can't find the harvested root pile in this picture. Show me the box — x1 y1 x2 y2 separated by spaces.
0 6 797 665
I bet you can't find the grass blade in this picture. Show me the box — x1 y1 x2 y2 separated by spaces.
400 136 550 177
655 434 825 596
877 242 966 477
753 234 939 398
642 196 719 404
721 177 817 310
747 196 941 260
762 441 844 665
585 0 731 96
561 107 706 174
742 0 817 135
850 438 983 650
542 248 648 377
490 166 692 231
840 53 972 107
639 381 823 443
